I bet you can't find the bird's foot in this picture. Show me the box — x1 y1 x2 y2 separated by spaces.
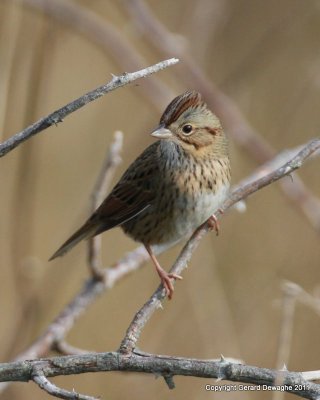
144 244 182 299
208 211 222 236
157 268 183 300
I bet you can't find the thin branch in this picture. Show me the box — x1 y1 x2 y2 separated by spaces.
302 371 320 381
0 58 178 157
53 341 91 356
33 369 98 400
274 281 320 392
0 351 319 400
88 131 123 278
276 282 302 371
0 245 150 396
119 138 320 354
273 282 302 400
90 131 123 209
21 0 176 108
0 247 150 399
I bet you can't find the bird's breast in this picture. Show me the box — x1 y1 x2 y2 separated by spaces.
172 183 229 239
121 148 230 247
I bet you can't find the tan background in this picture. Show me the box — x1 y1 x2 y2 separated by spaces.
0 0 320 399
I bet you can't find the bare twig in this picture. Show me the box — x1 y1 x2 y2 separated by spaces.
0 1 23 141
90 131 123 209
53 341 91 356
0 58 178 157
302 371 320 381
15 247 149 359
273 280 320 400
20 0 176 108
276 282 302 371
1 351 319 399
0 246 149 395
33 369 98 400
88 131 123 278
298 287 320 316
273 282 302 400
119 138 320 354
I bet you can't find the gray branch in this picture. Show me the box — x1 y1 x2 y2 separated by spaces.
119 138 320 354
1 351 320 399
0 58 179 157
88 130 124 278
33 369 99 400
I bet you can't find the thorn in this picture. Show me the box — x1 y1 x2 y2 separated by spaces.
110 73 120 84
281 364 288 371
215 376 223 382
49 115 63 126
220 354 226 362
164 375 175 390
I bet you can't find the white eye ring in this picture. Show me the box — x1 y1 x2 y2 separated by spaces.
182 124 193 135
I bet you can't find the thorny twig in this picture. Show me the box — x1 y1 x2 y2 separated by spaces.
1 351 320 400
0 58 178 157
32 368 98 400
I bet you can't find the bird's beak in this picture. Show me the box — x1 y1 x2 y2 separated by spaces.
150 125 172 139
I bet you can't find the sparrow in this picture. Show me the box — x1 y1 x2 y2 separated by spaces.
50 91 231 299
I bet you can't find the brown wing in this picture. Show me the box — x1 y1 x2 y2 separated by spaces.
49 141 160 261
49 181 154 260
89 180 154 235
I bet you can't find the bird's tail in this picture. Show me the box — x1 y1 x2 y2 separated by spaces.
49 220 97 261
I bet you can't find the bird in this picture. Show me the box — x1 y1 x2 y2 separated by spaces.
49 90 231 299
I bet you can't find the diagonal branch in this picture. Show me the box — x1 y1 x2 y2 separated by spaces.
20 0 176 108
33 369 98 400
119 138 320 354
0 58 178 157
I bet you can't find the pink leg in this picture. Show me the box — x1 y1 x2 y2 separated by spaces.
208 209 223 236
145 244 182 299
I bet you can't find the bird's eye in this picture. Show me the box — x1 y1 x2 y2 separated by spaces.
182 124 193 134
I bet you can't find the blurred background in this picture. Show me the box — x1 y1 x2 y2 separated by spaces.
0 0 320 399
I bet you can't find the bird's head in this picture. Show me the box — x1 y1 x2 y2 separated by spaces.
151 91 228 156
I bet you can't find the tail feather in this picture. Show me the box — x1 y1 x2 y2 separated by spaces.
49 220 96 261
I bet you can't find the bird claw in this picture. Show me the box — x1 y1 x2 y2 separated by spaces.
144 244 182 299
160 272 183 300
208 214 220 236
